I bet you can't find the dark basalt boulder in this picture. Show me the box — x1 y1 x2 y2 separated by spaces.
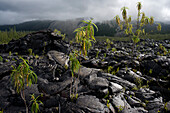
0 30 170 113
0 30 70 55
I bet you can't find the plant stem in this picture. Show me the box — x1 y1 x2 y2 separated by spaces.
21 91 28 113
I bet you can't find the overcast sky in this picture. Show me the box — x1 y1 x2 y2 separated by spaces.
0 0 170 25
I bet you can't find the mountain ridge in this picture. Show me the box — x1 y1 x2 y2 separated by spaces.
0 18 170 38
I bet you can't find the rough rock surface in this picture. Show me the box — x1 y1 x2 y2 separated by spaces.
0 30 169 113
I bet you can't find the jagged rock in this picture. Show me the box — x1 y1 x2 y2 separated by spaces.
4 106 26 113
0 61 16 79
135 88 161 102
88 77 109 90
43 95 60 108
0 30 69 55
0 76 11 109
125 95 142 107
0 30 169 113
76 95 109 113
101 73 136 89
38 77 72 95
77 66 100 79
140 58 169 78
47 50 69 67
111 93 127 109
109 82 123 94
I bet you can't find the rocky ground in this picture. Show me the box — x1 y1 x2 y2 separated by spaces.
0 30 170 113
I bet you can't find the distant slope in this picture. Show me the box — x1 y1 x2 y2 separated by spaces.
0 20 53 31
0 18 170 39
48 18 86 38
0 18 87 38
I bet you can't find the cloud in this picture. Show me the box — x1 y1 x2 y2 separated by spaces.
0 0 169 25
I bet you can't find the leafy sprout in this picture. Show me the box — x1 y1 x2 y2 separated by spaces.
10 57 37 113
121 7 128 20
0 56 3 62
69 51 80 77
74 19 98 56
114 2 161 56
30 94 43 113
137 2 142 11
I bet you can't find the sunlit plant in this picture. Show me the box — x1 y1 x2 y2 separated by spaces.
159 44 168 55
0 56 3 62
30 94 43 113
53 29 66 40
28 48 33 55
0 108 3 113
11 57 37 113
115 2 161 55
69 50 80 100
74 19 98 56
69 19 98 100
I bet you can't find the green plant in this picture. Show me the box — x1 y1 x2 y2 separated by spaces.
28 48 33 55
15 52 18 55
42 42 47 55
135 77 143 88
115 2 161 55
132 69 137 73
69 51 80 100
132 86 138 91
74 19 98 56
9 51 11 56
106 99 110 108
53 29 66 40
30 94 43 113
109 67 119 75
107 66 113 73
5 59 9 62
112 48 117 52
0 108 3 113
11 57 37 113
106 38 111 49
96 50 99 58
164 102 168 112
35 55 39 59
0 56 3 62
117 105 124 112
149 69 152 74
69 19 98 100
145 100 149 104
159 44 168 55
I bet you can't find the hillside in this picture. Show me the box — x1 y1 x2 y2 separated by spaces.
1 18 170 39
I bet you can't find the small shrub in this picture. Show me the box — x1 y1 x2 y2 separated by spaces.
112 48 117 52
96 51 99 58
30 94 43 113
164 102 168 112
135 77 143 88
0 56 3 62
117 105 124 112
149 69 152 74
0 108 3 113
53 29 66 40
11 57 37 113
69 51 80 100
132 86 138 91
115 2 161 56
9 51 11 56
28 48 33 55
106 99 110 108
69 19 98 101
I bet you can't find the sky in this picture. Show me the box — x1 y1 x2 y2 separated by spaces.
0 0 170 25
